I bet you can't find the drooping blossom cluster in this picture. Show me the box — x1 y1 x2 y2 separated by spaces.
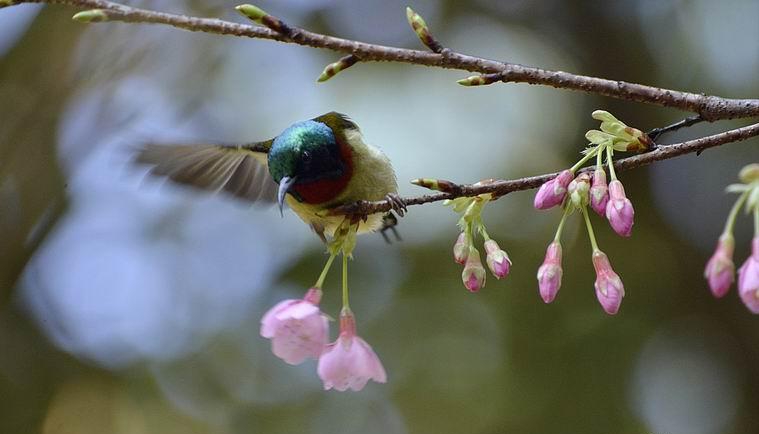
446 190 512 292
260 222 386 391
534 110 651 314
705 163 759 313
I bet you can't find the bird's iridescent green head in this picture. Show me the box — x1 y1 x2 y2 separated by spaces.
268 118 350 209
268 119 343 183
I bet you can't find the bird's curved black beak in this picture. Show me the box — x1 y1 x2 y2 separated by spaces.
277 176 297 216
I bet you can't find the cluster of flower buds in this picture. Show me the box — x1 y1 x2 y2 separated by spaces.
534 111 650 314
446 191 512 292
705 163 759 313
259 224 386 391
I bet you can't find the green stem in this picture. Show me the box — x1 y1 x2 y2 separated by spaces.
553 205 572 242
724 190 750 234
754 205 759 238
479 218 491 241
606 145 617 180
596 145 603 169
570 146 599 173
581 207 600 252
314 252 337 289
341 252 350 310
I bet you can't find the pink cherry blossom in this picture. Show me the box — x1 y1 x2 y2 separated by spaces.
605 180 634 237
484 239 511 279
592 250 625 315
534 170 574 210
260 287 329 365
317 311 386 392
704 233 735 298
590 168 610 217
537 241 563 303
461 248 486 292
738 237 759 313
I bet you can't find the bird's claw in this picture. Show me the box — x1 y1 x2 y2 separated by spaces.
385 193 407 217
379 212 402 244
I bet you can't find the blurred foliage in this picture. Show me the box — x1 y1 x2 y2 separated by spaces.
1 1 759 434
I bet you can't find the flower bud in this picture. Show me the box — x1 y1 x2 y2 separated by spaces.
568 172 591 209
406 7 443 52
534 170 574 210
317 54 359 82
623 126 653 152
605 180 634 237
590 168 610 217
537 241 563 303
72 9 109 23
462 247 486 292
592 251 625 315
484 239 511 279
453 232 469 264
738 237 759 313
704 233 736 298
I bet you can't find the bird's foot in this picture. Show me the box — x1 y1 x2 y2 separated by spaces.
379 212 402 244
385 193 407 217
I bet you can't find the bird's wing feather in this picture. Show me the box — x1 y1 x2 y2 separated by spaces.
135 141 278 203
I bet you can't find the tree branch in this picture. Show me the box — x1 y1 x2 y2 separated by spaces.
4 0 759 120
331 122 759 216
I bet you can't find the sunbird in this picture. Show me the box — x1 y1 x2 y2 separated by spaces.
136 112 405 240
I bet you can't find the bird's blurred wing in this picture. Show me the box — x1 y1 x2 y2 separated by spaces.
135 141 278 203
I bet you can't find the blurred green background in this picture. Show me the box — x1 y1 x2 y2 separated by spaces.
1 1 759 433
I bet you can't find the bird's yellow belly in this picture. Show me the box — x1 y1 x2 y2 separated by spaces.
286 196 385 237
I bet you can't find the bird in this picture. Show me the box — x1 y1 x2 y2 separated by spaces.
135 112 405 241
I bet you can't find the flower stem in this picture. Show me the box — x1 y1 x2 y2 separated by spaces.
754 205 759 238
314 252 337 289
554 205 572 242
341 252 350 310
606 145 617 181
479 221 491 240
724 190 750 234
570 146 599 173
596 145 603 169
581 207 600 252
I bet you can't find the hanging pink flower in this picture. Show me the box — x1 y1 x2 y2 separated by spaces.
317 311 387 391
260 287 329 365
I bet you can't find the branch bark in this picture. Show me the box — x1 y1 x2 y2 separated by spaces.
331 122 759 216
5 0 759 120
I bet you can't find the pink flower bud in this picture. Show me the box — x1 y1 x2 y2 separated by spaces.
592 251 625 315
317 310 387 391
484 239 512 279
462 247 486 292
453 232 469 264
704 233 736 298
605 180 634 237
534 170 574 210
568 172 591 209
537 241 562 303
590 168 610 217
260 287 329 365
738 237 759 314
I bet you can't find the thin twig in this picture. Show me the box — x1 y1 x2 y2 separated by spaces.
331 122 759 216
4 0 759 120
647 115 705 143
